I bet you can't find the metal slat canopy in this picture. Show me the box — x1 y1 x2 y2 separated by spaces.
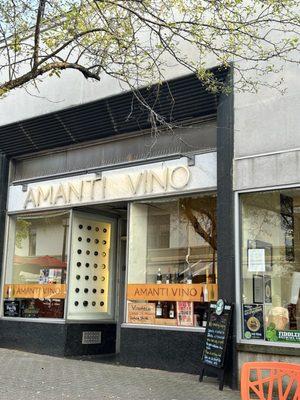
0 69 227 157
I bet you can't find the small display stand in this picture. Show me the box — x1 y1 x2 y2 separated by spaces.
199 299 233 390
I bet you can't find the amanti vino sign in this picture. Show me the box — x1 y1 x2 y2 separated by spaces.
8 152 216 212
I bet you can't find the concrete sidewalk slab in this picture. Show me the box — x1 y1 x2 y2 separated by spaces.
0 348 240 400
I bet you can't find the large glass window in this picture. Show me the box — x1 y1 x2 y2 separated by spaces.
3 212 69 319
240 189 300 344
127 195 217 328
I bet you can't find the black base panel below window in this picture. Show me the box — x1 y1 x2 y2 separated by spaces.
0 320 66 356
65 323 116 356
0 320 116 357
120 327 205 375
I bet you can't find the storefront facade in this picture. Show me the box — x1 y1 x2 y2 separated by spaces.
0 71 237 385
234 67 300 372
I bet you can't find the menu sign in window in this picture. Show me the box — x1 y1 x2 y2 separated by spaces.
201 301 232 369
127 302 155 324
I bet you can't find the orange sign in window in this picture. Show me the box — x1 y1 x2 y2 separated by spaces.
127 284 218 302
4 284 67 299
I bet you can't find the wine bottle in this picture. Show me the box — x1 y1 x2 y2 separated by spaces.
200 287 204 302
210 285 214 301
162 302 168 318
175 272 180 283
202 311 207 327
165 274 171 284
204 285 209 302
206 268 210 284
156 301 162 318
187 269 193 284
156 268 162 284
169 302 175 319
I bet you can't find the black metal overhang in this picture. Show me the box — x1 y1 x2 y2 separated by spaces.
0 67 228 157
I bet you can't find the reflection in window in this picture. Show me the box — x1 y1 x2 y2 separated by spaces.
28 228 36 256
240 190 300 344
3 212 69 319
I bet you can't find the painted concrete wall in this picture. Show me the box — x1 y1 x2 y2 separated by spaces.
234 63 300 191
238 351 300 381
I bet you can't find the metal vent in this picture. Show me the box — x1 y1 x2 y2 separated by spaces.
82 331 102 344
0 68 228 157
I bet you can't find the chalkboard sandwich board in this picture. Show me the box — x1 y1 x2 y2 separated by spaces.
199 299 233 390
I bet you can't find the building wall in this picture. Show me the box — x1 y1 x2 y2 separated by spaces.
234 63 300 377
233 63 300 191
238 350 300 381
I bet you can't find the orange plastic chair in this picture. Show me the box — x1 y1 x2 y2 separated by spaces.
241 362 300 400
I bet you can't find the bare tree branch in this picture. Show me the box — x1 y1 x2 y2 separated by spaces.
32 0 46 68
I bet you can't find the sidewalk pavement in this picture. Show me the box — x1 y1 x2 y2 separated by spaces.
0 348 240 400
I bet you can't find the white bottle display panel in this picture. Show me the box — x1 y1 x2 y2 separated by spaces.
67 212 115 320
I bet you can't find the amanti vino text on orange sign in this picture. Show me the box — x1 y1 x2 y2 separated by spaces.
127 284 217 302
4 284 67 299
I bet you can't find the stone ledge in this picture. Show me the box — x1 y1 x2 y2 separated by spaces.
237 342 300 357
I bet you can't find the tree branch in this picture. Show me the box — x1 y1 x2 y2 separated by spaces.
0 61 100 94
32 0 46 68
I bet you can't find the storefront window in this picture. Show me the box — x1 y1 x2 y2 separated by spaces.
127 195 218 328
240 189 300 344
3 212 69 319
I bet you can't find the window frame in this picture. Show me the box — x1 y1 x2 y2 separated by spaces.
235 185 300 348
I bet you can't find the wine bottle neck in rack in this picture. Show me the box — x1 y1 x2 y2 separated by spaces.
156 268 162 284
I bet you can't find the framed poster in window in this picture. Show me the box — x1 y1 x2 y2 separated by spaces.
177 301 194 326
4 300 20 317
248 240 273 272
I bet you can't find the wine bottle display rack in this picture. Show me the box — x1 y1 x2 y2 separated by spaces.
68 213 111 319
